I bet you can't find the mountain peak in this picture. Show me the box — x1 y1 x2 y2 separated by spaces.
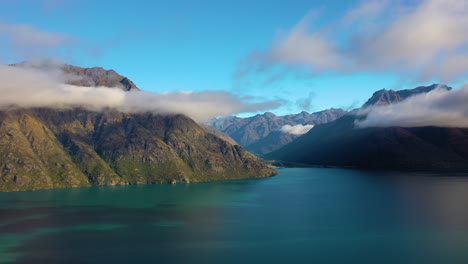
63 64 140 91
363 84 451 108
11 61 140 91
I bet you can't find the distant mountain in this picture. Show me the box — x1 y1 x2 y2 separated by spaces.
208 108 347 155
209 112 297 147
362 84 451 107
282 109 346 124
0 64 276 192
244 130 297 155
268 84 468 170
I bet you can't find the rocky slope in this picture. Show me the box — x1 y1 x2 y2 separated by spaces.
198 124 238 145
0 64 276 192
208 108 346 155
268 84 468 170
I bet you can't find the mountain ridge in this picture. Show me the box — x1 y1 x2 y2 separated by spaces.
12 61 140 91
362 84 451 107
268 84 468 170
208 108 347 154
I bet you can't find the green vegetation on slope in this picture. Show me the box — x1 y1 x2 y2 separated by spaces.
0 109 276 192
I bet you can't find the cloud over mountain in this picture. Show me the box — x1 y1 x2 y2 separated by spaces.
357 83 468 128
280 124 314 135
0 64 281 122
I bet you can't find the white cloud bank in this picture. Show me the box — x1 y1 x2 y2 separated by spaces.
237 0 468 83
0 64 281 122
280 124 314 135
357 83 468 128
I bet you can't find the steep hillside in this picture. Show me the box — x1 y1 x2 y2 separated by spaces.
198 124 238 145
0 109 276 192
268 115 468 169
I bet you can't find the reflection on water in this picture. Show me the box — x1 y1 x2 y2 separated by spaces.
1 168 468 263
388 173 468 229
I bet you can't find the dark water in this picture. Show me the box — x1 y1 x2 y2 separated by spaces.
1 168 468 263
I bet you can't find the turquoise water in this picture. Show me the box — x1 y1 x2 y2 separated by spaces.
1 168 468 263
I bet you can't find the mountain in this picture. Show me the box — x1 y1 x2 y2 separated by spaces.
0 64 276 192
13 61 140 91
244 131 297 155
198 124 238 145
282 109 347 124
208 108 347 155
362 84 451 107
268 84 468 170
63 65 140 91
268 115 468 169
209 112 296 147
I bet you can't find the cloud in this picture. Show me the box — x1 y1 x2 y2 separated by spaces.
237 0 468 83
0 23 75 62
0 21 139 63
280 124 314 135
0 64 281 122
341 0 388 24
357 83 468 128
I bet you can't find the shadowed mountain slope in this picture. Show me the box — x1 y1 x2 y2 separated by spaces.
268 84 468 170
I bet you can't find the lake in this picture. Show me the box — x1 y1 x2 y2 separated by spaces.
1 168 468 263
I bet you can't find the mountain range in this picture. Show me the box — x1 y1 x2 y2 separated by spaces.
267 84 468 170
208 108 347 155
0 64 276 192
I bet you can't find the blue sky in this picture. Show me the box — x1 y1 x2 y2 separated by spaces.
1 0 467 117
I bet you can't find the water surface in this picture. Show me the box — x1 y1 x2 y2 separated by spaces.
1 168 468 263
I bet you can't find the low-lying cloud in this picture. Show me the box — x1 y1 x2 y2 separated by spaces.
357 83 468 128
280 124 314 135
0 64 281 122
237 0 468 83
